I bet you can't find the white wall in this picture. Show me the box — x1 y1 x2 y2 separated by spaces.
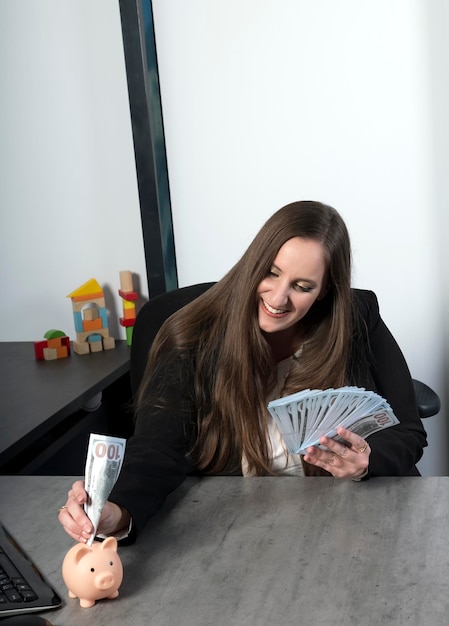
152 0 448 475
0 0 147 343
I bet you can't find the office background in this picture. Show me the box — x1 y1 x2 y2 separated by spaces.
0 0 447 475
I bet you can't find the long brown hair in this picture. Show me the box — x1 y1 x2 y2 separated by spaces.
137 201 353 475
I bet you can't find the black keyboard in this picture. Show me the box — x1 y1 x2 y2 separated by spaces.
0 522 62 617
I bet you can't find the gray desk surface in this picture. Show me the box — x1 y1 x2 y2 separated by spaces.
0 341 130 467
0 475 448 625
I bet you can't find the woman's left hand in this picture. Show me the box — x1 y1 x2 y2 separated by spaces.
303 426 370 479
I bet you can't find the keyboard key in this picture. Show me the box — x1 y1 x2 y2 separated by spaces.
4 588 22 602
21 590 38 602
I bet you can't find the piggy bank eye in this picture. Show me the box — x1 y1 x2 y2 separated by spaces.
109 561 113 566
90 568 95 573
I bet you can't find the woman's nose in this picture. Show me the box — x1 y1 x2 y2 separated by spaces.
270 282 290 306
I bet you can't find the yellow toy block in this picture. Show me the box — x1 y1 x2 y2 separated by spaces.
67 278 104 302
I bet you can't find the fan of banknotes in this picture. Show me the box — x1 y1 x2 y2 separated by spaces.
267 386 399 455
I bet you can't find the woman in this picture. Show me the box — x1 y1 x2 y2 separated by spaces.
59 201 427 543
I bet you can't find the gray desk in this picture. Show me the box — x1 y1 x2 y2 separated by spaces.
0 475 448 625
0 341 131 473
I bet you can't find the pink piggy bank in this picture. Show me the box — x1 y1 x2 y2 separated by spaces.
62 536 123 608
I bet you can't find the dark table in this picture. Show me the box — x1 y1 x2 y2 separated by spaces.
0 341 131 473
0 475 448 625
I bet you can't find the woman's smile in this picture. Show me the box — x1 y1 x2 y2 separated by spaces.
261 299 290 316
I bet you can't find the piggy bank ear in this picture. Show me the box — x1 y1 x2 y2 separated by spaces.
101 537 118 553
71 543 92 564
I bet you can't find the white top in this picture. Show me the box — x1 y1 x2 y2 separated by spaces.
242 353 304 477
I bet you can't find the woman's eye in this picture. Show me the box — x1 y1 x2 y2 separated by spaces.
268 270 278 277
295 284 312 293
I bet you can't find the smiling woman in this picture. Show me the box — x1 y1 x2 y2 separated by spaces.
58 200 428 544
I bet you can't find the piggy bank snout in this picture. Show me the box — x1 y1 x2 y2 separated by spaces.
96 572 116 590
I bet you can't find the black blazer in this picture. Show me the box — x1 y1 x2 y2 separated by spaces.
110 289 427 539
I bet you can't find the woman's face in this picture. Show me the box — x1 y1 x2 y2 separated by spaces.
256 237 327 335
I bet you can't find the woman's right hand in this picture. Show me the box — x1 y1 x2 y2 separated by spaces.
58 480 126 543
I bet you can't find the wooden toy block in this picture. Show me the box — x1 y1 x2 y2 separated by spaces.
47 337 62 349
83 308 99 321
71 297 105 313
73 341 90 355
88 333 103 342
43 347 58 360
57 345 69 358
99 308 108 328
89 340 104 353
124 308 136 321
70 291 104 303
123 299 136 310
34 340 48 360
83 318 103 332
125 326 133 346
44 329 66 339
119 317 135 328
119 270 133 292
61 336 71 353
118 289 138 301
67 278 104 302
73 310 84 333
102 337 116 350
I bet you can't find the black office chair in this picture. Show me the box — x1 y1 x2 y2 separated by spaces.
413 380 441 418
130 283 441 419
130 282 215 396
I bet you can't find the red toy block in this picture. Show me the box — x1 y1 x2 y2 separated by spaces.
61 336 71 355
119 317 135 328
34 340 48 360
118 289 138 301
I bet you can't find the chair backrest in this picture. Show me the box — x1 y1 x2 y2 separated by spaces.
412 379 441 419
130 282 215 396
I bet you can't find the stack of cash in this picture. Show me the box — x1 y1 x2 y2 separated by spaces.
267 386 399 455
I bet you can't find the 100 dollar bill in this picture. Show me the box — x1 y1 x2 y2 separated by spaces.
84 433 126 545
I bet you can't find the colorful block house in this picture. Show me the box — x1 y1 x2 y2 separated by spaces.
67 278 115 355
